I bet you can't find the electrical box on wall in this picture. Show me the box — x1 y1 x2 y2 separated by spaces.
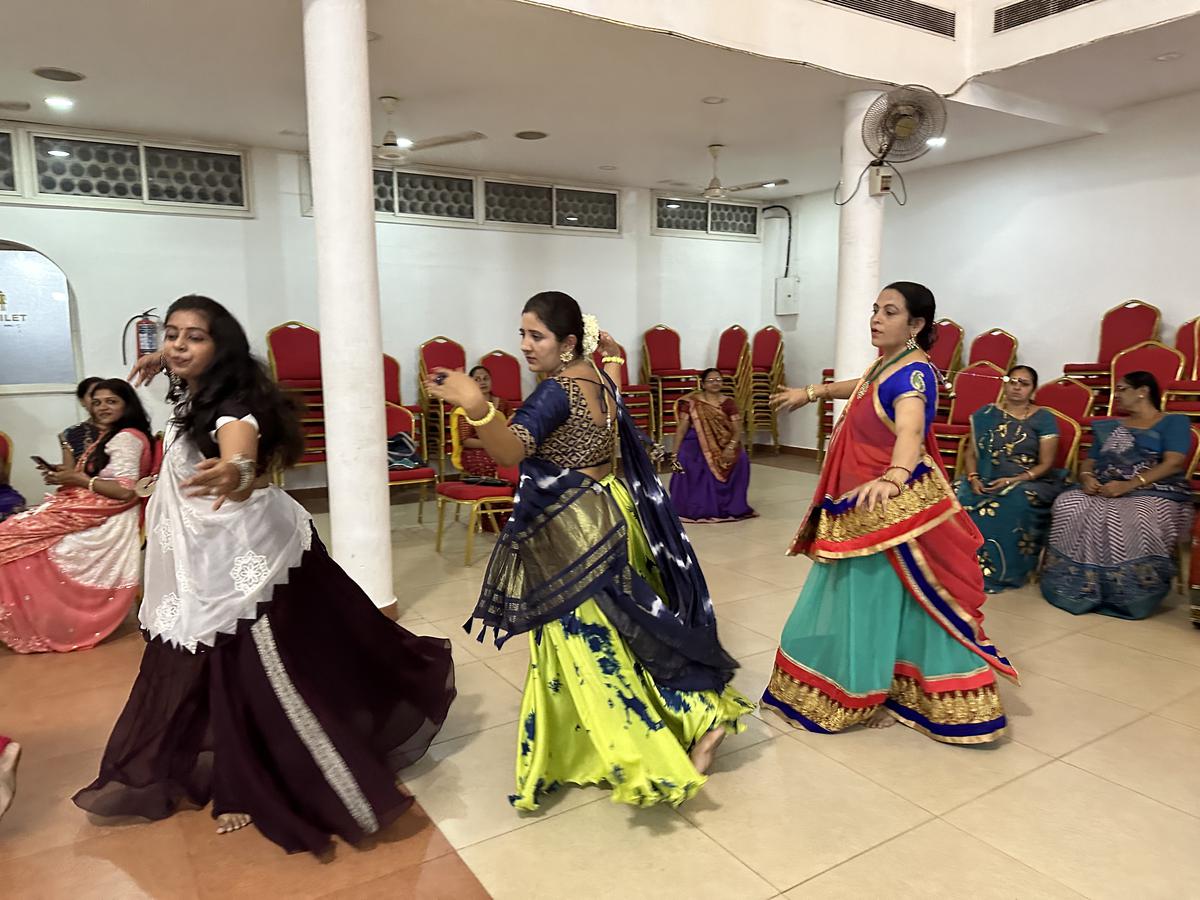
774 276 799 316
869 167 893 197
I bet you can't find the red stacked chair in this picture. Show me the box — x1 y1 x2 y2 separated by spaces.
1164 317 1200 424
1104 341 1183 415
418 336 467 468
266 321 325 468
383 352 425 460
595 343 654 435
930 361 1005 474
817 367 836 462
929 318 965 422
1042 409 1083 478
479 349 524 409
967 328 1018 370
0 428 11 486
747 326 785 453
642 326 699 440
1062 300 1161 412
714 325 751 412
1034 377 1094 423
385 403 438 523
435 464 519 566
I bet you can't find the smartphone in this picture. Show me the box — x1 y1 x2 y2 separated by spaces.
31 455 54 469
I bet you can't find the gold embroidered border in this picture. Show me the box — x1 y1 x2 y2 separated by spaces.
889 674 1004 726
812 470 951 545
765 666 881 732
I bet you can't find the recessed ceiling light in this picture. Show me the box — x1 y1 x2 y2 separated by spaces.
565 216 579 222
1154 51 1183 62
926 136 947 148
665 202 681 209
33 66 85 82
762 182 777 189
44 96 74 111
514 130 548 140
701 96 727 105
598 165 618 171
0 101 31 112
48 149 70 158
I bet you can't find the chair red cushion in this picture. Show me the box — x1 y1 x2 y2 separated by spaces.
436 482 515 501
931 423 970 437
281 378 323 389
651 369 700 377
624 384 652 393
388 466 437 484
298 451 326 464
1062 362 1103 374
1164 401 1200 412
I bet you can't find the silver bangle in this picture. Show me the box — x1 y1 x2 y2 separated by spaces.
230 453 255 492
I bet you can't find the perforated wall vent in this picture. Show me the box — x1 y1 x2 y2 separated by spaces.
815 0 955 37
994 0 1102 32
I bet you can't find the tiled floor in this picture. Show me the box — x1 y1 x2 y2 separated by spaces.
3 458 1200 898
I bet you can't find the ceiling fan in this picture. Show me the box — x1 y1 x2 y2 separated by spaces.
373 95 487 163
697 144 788 199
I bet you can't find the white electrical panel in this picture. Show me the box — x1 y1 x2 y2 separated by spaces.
774 276 799 315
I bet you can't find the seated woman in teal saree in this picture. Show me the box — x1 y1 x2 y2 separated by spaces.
956 365 1066 592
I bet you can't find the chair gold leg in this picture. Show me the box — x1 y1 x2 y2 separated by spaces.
418 485 425 524
465 503 479 566
435 497 447 552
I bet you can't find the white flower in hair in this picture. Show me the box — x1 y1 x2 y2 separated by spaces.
582 313 600 356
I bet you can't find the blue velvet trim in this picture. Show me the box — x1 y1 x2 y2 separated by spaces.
760 689 833 734
885 697 1007 738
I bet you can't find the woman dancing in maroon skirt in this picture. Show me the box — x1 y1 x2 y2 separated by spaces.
74 295 455 855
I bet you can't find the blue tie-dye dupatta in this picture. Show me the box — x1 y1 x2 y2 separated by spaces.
465 371 737 693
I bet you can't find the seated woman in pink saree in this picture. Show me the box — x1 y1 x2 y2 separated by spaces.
670 369 755 524
0 379 153 653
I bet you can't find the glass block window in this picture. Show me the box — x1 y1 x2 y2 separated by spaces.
33 136 143 199
484 181 552 226
0 133 14 192
396 172 474 219
555 188 617 230
145 147 244 206
710 202 758 235
656 198 707 231
373 169 395 214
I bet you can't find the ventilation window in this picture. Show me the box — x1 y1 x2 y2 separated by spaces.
0 133 14 192
484 181 552 226
656 198 708 231
373 169 395 214
555 188 618 230
33 136 143 199
145 147 244 207
994 0 1099 32
710 202 758 236
397 172 474 219
817 0 955 38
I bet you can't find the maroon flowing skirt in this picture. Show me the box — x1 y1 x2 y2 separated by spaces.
73 533 456 855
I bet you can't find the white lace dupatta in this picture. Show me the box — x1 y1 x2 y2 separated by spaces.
139 419 313 652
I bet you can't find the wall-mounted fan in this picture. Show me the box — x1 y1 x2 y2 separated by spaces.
373 95 486 163
696 144 788 199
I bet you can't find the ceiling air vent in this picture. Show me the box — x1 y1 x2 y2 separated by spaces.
815 0 955 38
995 0 1102 33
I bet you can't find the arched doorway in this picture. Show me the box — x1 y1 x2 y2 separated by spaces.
0 240 79 391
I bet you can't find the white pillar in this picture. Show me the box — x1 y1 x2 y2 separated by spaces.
832 91 888 408
301 0 394 609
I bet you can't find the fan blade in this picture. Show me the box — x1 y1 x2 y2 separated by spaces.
408 131 487 152
724 178 790 193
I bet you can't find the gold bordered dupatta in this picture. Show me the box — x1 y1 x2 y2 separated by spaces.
685 394 738 482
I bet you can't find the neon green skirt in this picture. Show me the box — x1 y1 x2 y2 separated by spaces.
511 475 754 811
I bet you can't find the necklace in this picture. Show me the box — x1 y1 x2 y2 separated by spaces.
857 347 919 399
1005 404 1034 421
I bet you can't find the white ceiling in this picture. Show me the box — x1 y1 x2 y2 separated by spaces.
0 0 1191 197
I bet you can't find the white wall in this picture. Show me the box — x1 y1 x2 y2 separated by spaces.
0 150 765 500
784 89 1200 449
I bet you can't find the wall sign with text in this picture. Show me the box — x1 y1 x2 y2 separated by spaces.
0 246 78 389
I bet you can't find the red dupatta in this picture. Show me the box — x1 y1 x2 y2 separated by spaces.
683 394 740 481
790 364 1017 682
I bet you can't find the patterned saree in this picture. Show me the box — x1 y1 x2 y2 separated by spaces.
762 362 1017 744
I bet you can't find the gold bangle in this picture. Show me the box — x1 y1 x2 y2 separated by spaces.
465 402 498 428
601 355 625 366
1135 473 1148 486
805 384 818 403
88 476 98 492
880 473 905 491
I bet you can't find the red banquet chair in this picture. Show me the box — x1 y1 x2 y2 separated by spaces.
747 326 785 452
594 343 655 435
1062 299 1161 387
435 464 519 566
1034 377 1094 424
384 352 426 454
1105 341 1184 415
816 367 836 462
0 429 11 485
418 336 467 466
967 328 1018 371
385 403 438 523
642 325 699 439
714 324 751 409
267 321 325 468
928 318 964 422
1165 317 1200 424
931 361 1005 474
479 349 524 408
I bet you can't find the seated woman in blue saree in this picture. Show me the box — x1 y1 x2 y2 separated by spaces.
956 365 1066 592
424 291 752 811
1042 371 1193 620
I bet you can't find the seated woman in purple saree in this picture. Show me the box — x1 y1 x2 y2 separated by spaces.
670 369 755 524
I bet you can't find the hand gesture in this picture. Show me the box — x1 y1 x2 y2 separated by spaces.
43 467 78 487
129 351 165 387
597 331 621 360
423 368 485 414
846 478 899 513
1079 472 1101 496
1098 479 1133 499
967 475 984 495
770 387 811 413
182 458 241 510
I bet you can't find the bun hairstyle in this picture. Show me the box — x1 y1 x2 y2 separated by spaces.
884 281 937 351
1122 370 1163 410
522 291 584 358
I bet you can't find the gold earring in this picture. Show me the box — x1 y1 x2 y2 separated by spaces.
905 334 918 350
559 348 574 365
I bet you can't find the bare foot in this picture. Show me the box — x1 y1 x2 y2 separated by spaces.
216 812 252 834
866 709 896 729
690 728 726 775
0 740 20 820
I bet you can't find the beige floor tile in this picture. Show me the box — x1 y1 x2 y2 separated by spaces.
1081 608 1200 668
998 672 1145 758
485 650 532 691
787 722 1051 815
687 530 767 566
394 578 481 622
720 514 800 549
947 762 1200 900
981 609 1074 655
402 724 595 849
680 738 930 890
1064 715 1200 817
1157 687 1200 729
724 551 810 591
714 619 779 659
432 661 522 745
719 590 798 639
1019 633 1200 710
702 565 781 605
983 589 1097 632
391 550 485 590
715 711 781 760
785 819 1083 899
730 649 783 731
460 799 776 900
419 616 491 664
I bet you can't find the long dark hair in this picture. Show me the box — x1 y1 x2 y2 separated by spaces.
884 281 937 351
1122 370 1162 411
84 379 153 477
75 376 102 400
165 295 303 469
523 291 584 358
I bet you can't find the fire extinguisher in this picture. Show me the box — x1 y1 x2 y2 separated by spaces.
121 308 162 366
